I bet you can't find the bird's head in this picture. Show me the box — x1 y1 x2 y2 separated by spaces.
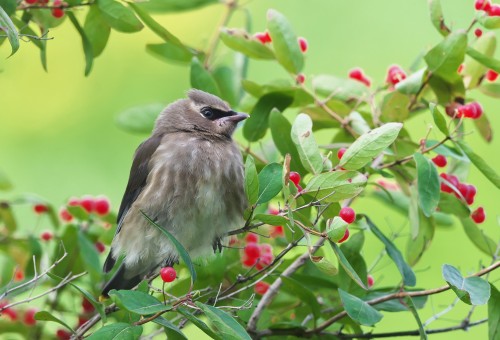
154 89 249 139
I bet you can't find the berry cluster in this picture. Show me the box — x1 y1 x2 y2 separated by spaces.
440 173 485 223
241 234 275 270
24 0 65 18
348 68 371 87
59 195 111 223
475 0 500 16
445 101 483 119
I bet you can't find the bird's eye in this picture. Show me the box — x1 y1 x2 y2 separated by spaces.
201 107 214 119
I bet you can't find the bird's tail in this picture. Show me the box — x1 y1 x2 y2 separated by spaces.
101 263 143 299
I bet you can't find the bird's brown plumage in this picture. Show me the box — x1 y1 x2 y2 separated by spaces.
102 89 248 296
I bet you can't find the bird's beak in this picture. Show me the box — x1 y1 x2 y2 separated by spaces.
222 112 249 123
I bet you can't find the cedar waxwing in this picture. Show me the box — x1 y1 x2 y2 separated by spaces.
101 89 249 296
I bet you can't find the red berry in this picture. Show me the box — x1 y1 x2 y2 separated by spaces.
486 69 499 82
296 73 305 84
298 37 308 53
457 183 469 199
160 267 176 283
465 185 477 205
337 228 350 243
432 155 447 167
52 7 64 18
367 274 374 288
289 171 301 186
228 235 238 246
23 308 37 326
95 241 105 254
33 204 48 214
386 65 407 85
439 173 453 193
489 4 500 16
56 329 71 340
337 147 346 160
68 197 80 206
81 298 94 313
474 28 483 38
244 243 260 259
40 231 53 241
270 225 284 238
59 207 73 223
348 68 364 81
254 31 271 44
268 207 279 215
339 207 356 224
25 0 38 3
14 269 24 281
457 64 464 74
94 196 110 215
361 76 371 87
245 233 259 243
2 307 18 321
254 281 270 295
476 0 492 11
80 196 94 213
259 243 273 254
255 253 273 270
242 255 257 267
471 207 486 223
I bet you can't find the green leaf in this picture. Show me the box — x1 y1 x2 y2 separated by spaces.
213 65 240 107
291 113 323 174
109 290 171 315
141 211 196 284
266 9 303 73
244 155 259 205
368 291 427 312
67 205 89 221
466 46 500 74
424 31 467 83
429 103 449 135
84 5 111 58
87 323 143 340
0 0 16 16
407 212 435 266
463 32 496 89
253 213 287 226
153 317 187 339
413 153 440 217
338 289 383 326
115 103 163 134
137 0 217 13
396 69 427 95
281 276 322 323
304 171 367 202
456 140 500 189
339 123 403 170
312 75 370 101
69 283 106 323
269 109 306 174
77 230 101 280
98 0 143 33
0 168 12 190
128 2 186 50
177 307 220 340
12 17 47 70
190 57 220 96
380 91 410 122
438 192 470 218
460 217 497 256
428 0 449 36
257 163 282 204
488 284 500 340
405 296 428 340
220 28 274 59
479 15 500 29
146 43 193 64
195 302 251 340
442 264 491 305
67 12 93 76
34 311 73 332
473 110 493 143
243 92 293 142
326 216 348 242
329 241 366 290
364 216 416 286
311 256 338 276
0 5 19 56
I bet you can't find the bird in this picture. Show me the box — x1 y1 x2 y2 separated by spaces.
101 89 249 297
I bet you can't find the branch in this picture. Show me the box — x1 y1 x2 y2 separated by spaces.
17 1 93 10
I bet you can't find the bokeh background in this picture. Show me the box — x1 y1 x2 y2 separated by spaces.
0 0 498 339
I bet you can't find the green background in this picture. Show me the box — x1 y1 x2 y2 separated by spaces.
0 0 498 338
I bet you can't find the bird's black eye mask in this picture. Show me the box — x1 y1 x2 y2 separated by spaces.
200 106 235 121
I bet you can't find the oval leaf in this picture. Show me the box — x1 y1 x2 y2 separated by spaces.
109 289 171 315
87 323 143 340
0 5 19 56
442 264 491 305
98 0 143 33
190 57 221 96
456 140 500 189
291 113 323 174
244 155 259 205
424 31 467 83
257 163 282 204
304 171 367 202
195 302 251 340
34 311 73 332
413 153 440 217
339 123 403 170
338 289 383 326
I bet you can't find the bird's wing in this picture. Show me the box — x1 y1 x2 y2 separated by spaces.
103 134 163 273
